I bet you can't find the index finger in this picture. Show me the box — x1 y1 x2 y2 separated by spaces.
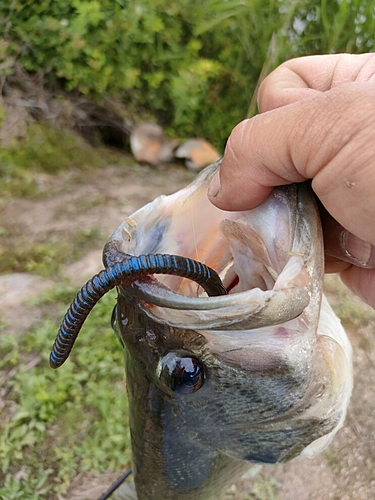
258 53 375 111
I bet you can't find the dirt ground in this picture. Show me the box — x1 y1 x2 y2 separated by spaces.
1 159 375 500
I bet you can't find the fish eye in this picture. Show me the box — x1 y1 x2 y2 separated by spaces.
158 351 205 395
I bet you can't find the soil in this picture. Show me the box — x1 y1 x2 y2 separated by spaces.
1 158 375 500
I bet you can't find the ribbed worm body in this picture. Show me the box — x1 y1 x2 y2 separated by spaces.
50 254 227 369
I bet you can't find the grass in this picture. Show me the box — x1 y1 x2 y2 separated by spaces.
324 449 344 473
249 475 279 500
0 287 131 500
0 226 104 279
0 123 123 199
0 238 71 278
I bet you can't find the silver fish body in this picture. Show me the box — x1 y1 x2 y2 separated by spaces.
104 161 352 500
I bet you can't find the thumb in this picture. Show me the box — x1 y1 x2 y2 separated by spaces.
208 83 375 245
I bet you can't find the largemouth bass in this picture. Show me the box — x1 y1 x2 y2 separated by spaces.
100 161 352 500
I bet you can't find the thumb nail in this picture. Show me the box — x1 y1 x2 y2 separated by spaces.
208 171 221 199
343 231 374 267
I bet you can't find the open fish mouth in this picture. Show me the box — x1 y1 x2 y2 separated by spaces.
105 160 352 463
105 161 314 329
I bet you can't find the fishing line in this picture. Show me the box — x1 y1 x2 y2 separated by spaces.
189 201 199 262
50 253 227 369
97 468 133 500
188 189 201 298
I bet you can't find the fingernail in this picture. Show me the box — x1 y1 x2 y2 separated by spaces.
343 231 372 266
208 171 221 199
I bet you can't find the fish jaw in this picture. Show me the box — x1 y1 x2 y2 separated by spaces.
104 161 352 497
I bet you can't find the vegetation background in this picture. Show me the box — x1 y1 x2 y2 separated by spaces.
1 1 375 499
1 0 375 148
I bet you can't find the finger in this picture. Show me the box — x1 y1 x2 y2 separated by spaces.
320 207 375 268
324 259 351 274
208 83 375 246
258 53 375 112
209 54 375 210
340 267 375 309
207 113 308 210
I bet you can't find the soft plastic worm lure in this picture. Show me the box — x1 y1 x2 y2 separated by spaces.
50 253 227 369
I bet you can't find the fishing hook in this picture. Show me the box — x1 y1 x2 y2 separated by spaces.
50 253 227 369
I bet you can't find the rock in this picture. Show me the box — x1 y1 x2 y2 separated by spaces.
175 138 221 170
113 481 138 500
130 123 178 166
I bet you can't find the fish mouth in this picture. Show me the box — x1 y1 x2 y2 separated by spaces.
103 161 323 331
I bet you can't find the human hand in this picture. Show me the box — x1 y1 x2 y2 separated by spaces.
208 53 375 308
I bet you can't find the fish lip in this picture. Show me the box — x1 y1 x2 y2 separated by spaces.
118 280 310 330
119 277 306 310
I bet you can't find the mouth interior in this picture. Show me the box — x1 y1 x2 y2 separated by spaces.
226 275 239 293
128 186 293 298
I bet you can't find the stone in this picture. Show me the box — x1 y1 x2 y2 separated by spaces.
175 138 220 170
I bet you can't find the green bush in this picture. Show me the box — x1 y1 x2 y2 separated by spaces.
1 0 375 147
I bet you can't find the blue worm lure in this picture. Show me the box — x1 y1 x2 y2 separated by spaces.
50 253 227 369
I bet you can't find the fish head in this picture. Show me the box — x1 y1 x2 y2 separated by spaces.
104 161 352 495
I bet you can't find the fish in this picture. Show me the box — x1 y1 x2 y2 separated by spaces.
99 160 352 500
50 160 353 499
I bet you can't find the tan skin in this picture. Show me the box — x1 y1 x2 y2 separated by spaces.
208 53 375 308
